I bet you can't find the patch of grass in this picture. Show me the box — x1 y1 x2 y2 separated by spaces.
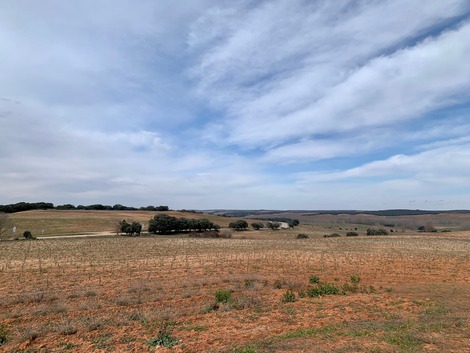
279 324 339 339
57 341 80 350
232 346 260 353
92 333 113 350
19 328 42 342
56 320 78 336
82 317 104 331
273 279 286 289
244 279 255 289
423 307 450 315
146 324 180 348
385 331 422 352
0 325 9 345
232 293 261 310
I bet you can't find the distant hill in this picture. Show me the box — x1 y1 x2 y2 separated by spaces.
204 209 470 217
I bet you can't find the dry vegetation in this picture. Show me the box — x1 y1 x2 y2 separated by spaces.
1 230 469 352
5 210 234 238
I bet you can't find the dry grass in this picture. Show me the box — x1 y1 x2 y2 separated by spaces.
6 210 237 237
0 233 469 352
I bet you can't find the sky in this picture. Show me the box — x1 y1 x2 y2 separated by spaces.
1 0 470 210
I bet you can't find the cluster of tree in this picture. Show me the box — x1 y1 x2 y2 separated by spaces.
0 202 54 213
136 205 170 211
148 214 220 234
177 209 202 213
119 220 142 236
366 228 389 236
63 204 170 211
229 220 249 230
267 221 281 230
0 202 170 213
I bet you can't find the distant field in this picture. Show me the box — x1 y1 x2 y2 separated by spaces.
5 210 237 237
4 210 470 240
0 234 468 352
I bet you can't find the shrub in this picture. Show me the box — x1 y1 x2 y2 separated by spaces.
346 231 359 236
297 233 309 239
306 283 340 297
366 228 388 236
251 222 264 230
215 290 232 303
309 275 320 284
23 230 35 239
146 324 180 348
0 325 8 345
324 233 341 238
281 290 296 303
350 275 361 284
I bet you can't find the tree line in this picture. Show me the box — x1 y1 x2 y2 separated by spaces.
0 202 169 213
119 214 221 236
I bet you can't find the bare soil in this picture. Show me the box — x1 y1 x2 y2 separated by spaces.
1 234 469 352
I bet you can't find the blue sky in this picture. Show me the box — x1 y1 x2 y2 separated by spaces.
1 0 470 210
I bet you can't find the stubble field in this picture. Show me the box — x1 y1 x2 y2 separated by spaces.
1 233 469 352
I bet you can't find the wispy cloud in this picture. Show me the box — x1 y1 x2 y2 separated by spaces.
1 0 470 209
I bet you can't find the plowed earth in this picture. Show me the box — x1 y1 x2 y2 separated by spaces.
1 235 469 352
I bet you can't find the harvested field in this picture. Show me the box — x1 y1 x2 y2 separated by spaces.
1 235 469 352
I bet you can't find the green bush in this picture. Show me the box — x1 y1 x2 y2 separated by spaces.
281 290 296 303
309 275 320 284
306 283 340 297
366 228 388 236
350 275 361 284
346 231 359 236
146 324 180 348
0 325 8 345
215 290 232 303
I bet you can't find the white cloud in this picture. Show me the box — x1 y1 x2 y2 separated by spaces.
190 0 470 150
296 140 470 188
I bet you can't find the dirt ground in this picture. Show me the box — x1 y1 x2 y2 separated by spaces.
0 234 469 352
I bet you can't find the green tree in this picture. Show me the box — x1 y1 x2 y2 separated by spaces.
251 222 264 230
229 220 249 231
120 220 142 236
148 214 179 234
